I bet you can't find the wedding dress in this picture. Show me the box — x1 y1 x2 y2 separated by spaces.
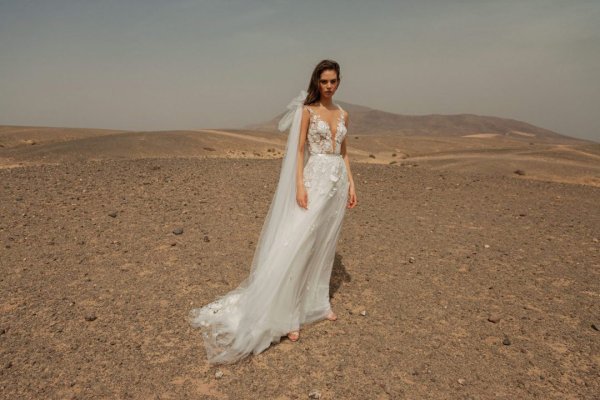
188 90 349 364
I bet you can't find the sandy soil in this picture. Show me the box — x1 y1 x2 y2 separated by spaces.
1 153 598 399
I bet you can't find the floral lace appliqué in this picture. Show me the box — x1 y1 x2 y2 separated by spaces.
303 156 347 198
305 106 347 155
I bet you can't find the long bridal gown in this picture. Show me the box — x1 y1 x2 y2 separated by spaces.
189 103 349 364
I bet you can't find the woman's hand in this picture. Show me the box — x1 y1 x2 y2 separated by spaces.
296 185 308 209
347 184 357 208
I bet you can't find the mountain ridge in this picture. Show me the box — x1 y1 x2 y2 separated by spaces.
248 100 579 142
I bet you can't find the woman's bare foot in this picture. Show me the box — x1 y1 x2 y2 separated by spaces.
287 331 299 342
326 310 337 321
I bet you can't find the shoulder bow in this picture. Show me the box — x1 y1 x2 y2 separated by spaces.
278 90 308 132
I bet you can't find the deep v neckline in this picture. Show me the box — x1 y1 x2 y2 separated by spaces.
309 105 344 150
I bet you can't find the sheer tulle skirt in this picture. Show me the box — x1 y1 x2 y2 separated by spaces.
188 154 349 364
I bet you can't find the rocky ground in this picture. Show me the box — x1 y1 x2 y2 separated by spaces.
1 156 598 399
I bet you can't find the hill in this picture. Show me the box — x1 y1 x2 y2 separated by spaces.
249 100 582 143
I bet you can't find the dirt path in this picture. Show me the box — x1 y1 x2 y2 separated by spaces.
550 144 600 161
406 149 600 169
195 129 283 146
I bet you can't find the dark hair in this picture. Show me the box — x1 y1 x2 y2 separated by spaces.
304 59 341 106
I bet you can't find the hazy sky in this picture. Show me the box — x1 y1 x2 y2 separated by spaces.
1 0 599 140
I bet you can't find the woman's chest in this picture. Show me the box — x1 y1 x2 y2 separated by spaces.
308 115 347 144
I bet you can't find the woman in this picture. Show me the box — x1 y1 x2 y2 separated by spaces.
188 59 357 364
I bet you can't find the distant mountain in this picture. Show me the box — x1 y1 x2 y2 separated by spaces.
247 100 576 142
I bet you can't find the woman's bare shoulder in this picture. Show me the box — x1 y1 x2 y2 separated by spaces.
301 105 311 119
303 104 318 116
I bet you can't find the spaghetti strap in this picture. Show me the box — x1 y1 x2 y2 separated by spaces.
336 104 345 122
304 105 316 114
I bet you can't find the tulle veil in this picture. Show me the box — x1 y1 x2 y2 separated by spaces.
188 90 311 363
249 89 309 278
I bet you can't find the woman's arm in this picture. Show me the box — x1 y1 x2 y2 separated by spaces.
295 107 310 209
341 111 357 208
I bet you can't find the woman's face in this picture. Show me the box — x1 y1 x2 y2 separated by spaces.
318 69 339 100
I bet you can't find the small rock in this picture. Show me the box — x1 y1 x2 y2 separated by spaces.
108 211 118 218
591 323 599 331
369 154 375 159
5 361 12 369
487 314 501 323
308 390 321 399
458 378 466 385
502 336 511 345
203 147 216 151
484 244 490 248
173 227 184 235
408 257 415 263
592 238 598 243
203 235 210 242
360 310 367 316
215 370 224 379
514 169 525 175
85 314 97 322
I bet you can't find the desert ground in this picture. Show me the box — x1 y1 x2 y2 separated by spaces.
0 124 599 399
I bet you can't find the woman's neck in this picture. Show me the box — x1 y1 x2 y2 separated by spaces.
318 98 335 109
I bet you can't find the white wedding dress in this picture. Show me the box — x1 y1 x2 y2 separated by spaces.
188 95 349 365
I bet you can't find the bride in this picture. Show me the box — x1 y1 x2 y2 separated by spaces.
188 59 357 364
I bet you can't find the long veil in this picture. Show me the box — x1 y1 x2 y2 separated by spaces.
188 90 310 363
248 89 309 278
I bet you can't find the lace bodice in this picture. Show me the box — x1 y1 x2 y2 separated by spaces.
304 104 347 155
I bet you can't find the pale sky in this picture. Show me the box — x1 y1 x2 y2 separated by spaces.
1 0 599 141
